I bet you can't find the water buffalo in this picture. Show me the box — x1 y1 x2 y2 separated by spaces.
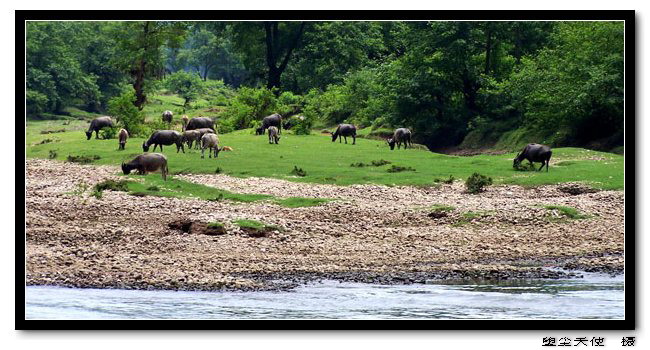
181 115 189 132
186 117 215 131
513 143 552 172
121 153 169 181
332 124 357 145
268 126 280 144
181 130 201 149
201 133 223 159
162 110 173 124
256 114 282 135
85 116 113 140
118 128 129 150
194 128 216 149
142 130 185 153
388 128 412 150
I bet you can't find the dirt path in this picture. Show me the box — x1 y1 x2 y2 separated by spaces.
25 159 625 291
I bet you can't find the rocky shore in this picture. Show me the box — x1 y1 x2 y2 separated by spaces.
25 158 625 291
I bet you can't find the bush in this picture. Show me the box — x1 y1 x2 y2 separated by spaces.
48 150 57 159
108 87 145 136
224 87 278 130
92 179 129 198
100 126 119 140
291 166 307 177
465 173 493 194
387 165 415 173
291 115 313 135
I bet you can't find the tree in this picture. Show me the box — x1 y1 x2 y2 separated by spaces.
165 71 206 108
112 21 187 109
26 22 102 115
231 22 306 92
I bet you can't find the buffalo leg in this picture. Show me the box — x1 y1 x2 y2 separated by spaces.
546 161 550 172
352 135 356 145
95 130 99 139
538 162 545 171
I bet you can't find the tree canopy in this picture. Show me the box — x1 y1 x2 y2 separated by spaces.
25 20 625 151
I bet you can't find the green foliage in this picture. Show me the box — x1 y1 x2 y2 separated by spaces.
465 172 493 194
430 204 455 212
434 175 455 184
506 22 623 144
222 87 278 130
48 150 58 159
164 70 206 107
100 126 119 140
107 87 145 136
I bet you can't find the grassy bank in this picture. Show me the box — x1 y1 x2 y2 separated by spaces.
26 119 624 190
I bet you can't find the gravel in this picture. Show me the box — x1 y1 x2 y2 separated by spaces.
26 159 625 291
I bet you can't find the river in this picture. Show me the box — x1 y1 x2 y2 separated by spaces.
25 272 624 320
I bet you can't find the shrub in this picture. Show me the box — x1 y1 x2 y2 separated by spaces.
434 175 455 184
66 155 101 164
291 166 307 177
92 179 129 198
100 126 119 140
224 87 278 130
387 165 416 173
48 150 58 159
108 87 145 136
465 173 493 194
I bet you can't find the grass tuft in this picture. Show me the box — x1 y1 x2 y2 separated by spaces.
543 205 590 220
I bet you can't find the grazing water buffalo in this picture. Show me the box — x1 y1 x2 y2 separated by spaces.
122 153 169 181
142 130 185 153
181 130 201 149
268 126 280 144
85 116 114 140
513 143 553 172
201 133 223 159
162 110 173 124
181 115 189 132
118 128 129 150
186 117 215 131
194 128 216 149
332 124 357 145
256 114 282 135
388 128 412 150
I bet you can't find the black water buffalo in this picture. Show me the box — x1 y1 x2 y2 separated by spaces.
85 116 114 140
186 117 215 131
268 126 280 144
118 128 129 150
256 114 282 135
513 143 552 172
201 133 223 159
122 153 169 181
162 110 173 124
332 124 357 145
142 130 185 153
388 128 412 150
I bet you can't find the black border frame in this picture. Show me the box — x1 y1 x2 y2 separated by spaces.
16 9 635 330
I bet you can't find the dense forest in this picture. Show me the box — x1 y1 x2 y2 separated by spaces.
26 21 625 151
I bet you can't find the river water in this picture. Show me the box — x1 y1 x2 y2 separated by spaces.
25 272 624 320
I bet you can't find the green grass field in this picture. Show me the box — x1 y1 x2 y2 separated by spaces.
26 119 624 190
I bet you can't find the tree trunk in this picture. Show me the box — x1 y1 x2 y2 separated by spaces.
264 21 306 93
132 22 150 110
484 23 493 75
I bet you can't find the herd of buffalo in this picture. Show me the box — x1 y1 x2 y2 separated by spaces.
84 111 552 180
